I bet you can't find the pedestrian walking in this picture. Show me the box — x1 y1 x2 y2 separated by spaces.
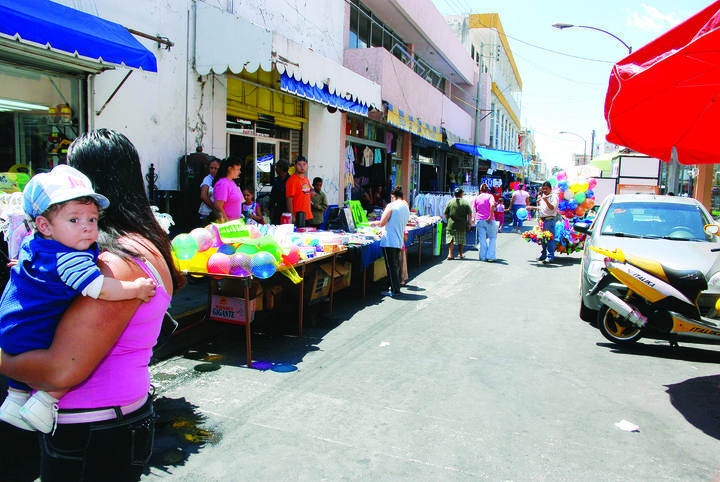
373 186 410 297
535 180 559 264
473 183 497 262
510 184 530 232
444 187 472 260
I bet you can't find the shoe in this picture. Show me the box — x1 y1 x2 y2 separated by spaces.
486 259 496 263
19 391 58 434
537 256 546 262
0 390 35 431
380 290 395 297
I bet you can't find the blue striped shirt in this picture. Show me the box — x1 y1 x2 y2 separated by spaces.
0 234 101 354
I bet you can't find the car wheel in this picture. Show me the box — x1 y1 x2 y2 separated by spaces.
597 305 643 345
579 299 598 323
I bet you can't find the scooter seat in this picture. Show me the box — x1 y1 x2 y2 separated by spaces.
662 266 707 302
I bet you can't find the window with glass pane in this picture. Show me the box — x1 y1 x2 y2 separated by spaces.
0 62 82 173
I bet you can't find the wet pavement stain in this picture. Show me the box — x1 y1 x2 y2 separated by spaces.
193 362 221 372
148 396 222 475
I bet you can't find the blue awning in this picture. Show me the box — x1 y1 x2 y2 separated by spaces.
0 0 157 72
280 73 369 116
453 144 525 167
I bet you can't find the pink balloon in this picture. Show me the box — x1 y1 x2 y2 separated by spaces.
207 253 230 274
588 178 597 189
557 171 567 181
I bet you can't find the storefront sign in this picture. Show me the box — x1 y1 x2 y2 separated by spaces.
386 103 442 143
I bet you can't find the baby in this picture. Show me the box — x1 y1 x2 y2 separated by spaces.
0 164 156 433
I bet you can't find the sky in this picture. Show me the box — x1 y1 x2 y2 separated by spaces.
431 0 713 169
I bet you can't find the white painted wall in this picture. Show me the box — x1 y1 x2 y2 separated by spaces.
53 0 350 197
58 0 218 190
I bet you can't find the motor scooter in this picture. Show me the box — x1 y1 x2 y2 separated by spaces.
588 224 720 345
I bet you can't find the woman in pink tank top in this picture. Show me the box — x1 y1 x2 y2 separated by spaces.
0 130 185 480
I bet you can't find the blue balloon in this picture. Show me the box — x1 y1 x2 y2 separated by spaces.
558 200 568 211
569 200 578 210
217 244 236 255
558 180 569 191
516 208 529 221
585 189 594 198
250 251 277 279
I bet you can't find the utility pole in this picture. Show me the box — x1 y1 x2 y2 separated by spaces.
590 129 596 160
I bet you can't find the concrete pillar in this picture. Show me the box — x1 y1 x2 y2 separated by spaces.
693 164 714 211
402 132 412 196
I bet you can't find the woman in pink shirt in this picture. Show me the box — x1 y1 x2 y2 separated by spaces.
213 157 244 220
0 129 184 480
473 183 497 262
510 184 530 232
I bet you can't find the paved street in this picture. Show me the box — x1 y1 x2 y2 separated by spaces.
142 230 720 481
2 228 720 481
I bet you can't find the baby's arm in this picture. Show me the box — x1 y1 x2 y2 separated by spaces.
83 275 156 302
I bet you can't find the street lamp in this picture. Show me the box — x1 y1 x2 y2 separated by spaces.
559 131 587 164
552 23 633 54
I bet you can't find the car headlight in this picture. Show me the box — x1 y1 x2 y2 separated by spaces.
586 259 606 284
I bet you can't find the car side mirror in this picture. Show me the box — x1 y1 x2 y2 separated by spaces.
704 224 720 236
574 222 591 235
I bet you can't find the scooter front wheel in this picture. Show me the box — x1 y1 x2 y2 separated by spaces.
598 305 643 345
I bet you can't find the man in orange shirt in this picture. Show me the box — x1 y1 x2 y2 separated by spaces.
285 156 312 228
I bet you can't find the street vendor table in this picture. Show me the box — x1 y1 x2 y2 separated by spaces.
187 250 342 368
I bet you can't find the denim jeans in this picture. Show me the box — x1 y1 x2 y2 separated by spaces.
540 218 557 260
476 219 498 260
39 398 155 481
511 205 525 231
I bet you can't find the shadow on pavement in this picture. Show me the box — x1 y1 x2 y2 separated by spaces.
598 341 720 364
665 374 720 441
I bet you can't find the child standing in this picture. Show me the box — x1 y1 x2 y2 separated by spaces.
241 188 263 225
494 201 505 232
0 165 156 433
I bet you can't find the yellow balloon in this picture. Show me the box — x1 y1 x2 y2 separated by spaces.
570 183 581 192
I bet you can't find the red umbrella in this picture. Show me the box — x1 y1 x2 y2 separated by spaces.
604 1 720 165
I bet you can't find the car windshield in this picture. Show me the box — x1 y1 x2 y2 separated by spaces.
600 201 713 241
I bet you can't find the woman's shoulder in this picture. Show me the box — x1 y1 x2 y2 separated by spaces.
100 236 170 283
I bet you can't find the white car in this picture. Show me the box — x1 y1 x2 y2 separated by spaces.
577 194 720 323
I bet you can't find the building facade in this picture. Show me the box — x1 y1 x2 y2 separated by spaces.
3 0 533 224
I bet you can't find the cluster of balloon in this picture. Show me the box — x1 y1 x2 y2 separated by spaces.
171 224 282 278
548 172 597 219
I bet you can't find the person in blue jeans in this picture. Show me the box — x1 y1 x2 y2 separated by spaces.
535 181 559 264
510 184 530 232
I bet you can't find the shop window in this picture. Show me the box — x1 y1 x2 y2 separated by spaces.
0 61 82 174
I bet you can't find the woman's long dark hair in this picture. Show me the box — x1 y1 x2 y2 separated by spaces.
67 129 184 292
212 157 243 187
